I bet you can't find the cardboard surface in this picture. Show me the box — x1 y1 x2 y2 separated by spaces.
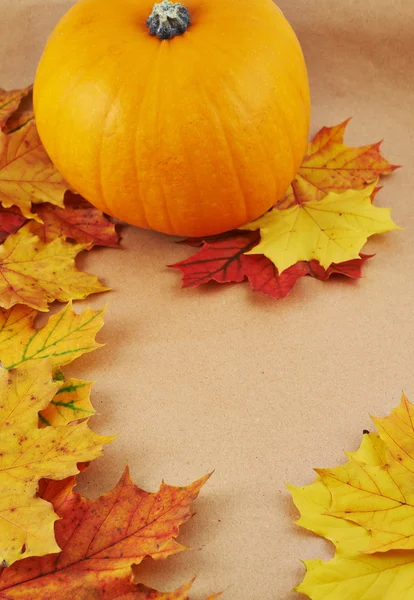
2 1 413 597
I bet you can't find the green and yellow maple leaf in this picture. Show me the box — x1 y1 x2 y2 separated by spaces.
0 121 67 220
242 183 399 272
39 378 95 427
0 302 105 370
0 360 113 566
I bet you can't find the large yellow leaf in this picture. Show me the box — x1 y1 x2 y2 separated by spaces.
288 433 385 556
242 183 399 272
296 552 414 600
0 361 114 566
0 121 68 219
0 302 105 370
317 395 414 553
0 224 108 311
277 119 398 209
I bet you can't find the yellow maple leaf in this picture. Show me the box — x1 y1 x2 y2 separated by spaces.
288 433 385 556
296 552 414 600
0 302 105 370
317 395 414 554
277 119 398 209
39 377 95 427
0 224 108 311
0 360 114 566
242 183 399 272
0 121 68 220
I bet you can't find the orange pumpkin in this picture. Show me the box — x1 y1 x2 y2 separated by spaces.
34 0 310 237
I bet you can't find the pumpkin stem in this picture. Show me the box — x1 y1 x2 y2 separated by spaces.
147 0 191 40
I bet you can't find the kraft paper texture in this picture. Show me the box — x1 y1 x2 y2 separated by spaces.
2 1 413 598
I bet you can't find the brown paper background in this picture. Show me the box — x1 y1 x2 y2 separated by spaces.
2 1 413 598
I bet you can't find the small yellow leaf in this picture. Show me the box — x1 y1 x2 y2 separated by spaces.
0 302 105 370
0 361 114 565
0 224 108 311
39 378 95 427
242 184 399 272
297 552 414 600
0 121 68 220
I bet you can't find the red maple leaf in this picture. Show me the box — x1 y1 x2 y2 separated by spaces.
170 232 373 300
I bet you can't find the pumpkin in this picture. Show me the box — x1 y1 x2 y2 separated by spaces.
34 0 310 237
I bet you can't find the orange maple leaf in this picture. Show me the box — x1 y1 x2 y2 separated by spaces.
31 191 120 248
0 468 211 599
277 119 399 209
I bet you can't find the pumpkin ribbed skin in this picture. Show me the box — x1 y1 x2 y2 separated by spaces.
34 0 310 237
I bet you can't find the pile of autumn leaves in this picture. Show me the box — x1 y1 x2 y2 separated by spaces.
0 83 404 599
0 87 214 598
171 120 399 298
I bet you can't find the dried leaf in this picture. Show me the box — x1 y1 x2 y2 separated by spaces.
242 183 399 272
0 302 105 370
131 579 222 599
0 224 108 311
0 205 25 240
32 192 119 248
0 121 67 220
0 361 113 565
0 86 32 130
2 88 34 134
0 468 211 598
277 119 399 209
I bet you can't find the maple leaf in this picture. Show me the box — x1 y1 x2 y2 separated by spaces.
39 378 95 427
0 121 67 220
296 552 414 600
0 223 108 311
0 205 25 241
31 192 119 248
242 183 399 272
0 360 113 566
132 579 222 599
0 467 211 598
2 88 34 135
169 231 260 287
0 86 32 130
288 433 384 556
277 119 399 209
0 302 105 370
171 232 372 299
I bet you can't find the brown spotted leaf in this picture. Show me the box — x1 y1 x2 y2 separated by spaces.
31 192 119 248
0 86 32 130
0 360 113 566
0 223 108 311
0 121 68 220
